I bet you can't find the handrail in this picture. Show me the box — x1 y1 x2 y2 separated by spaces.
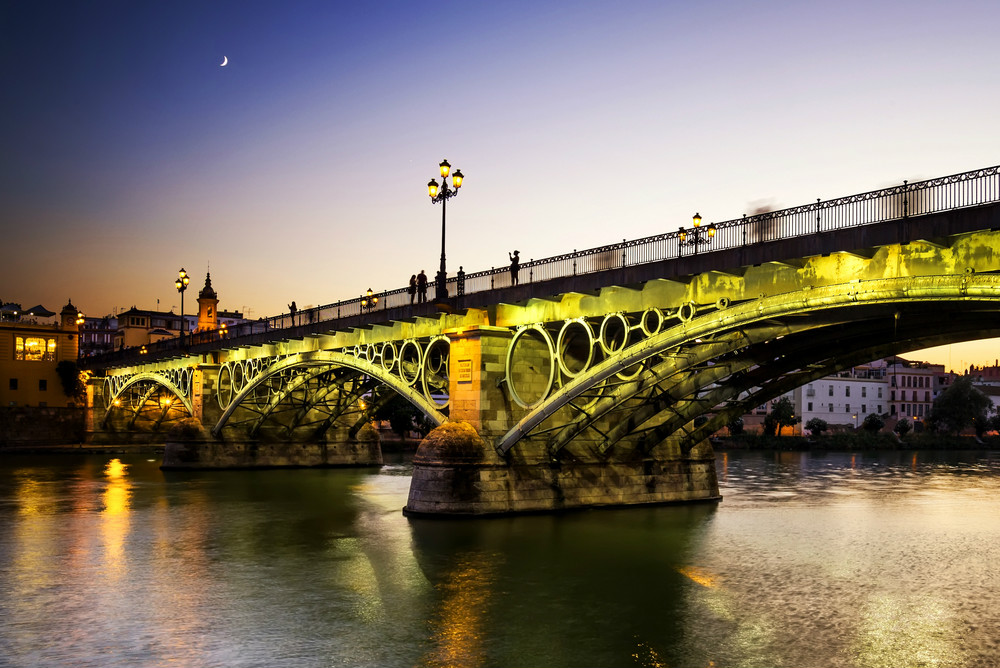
87 164 1000 368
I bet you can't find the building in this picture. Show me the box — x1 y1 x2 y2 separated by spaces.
79 316 118 357
0 301 83 407
793 362 889 432
885 357 950 426
113 272 246 350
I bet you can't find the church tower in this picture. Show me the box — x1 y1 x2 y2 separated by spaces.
196 272 219 332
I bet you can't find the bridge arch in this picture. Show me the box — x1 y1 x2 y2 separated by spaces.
495 273 1000 456
101 371 193 428
211 350 448 438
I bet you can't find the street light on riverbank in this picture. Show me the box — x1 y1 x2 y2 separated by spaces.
427 159 465 302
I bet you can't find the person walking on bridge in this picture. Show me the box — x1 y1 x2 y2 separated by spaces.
417 270 428 303
509 250 520 285
408 275 417 304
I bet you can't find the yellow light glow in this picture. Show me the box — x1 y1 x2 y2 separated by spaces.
679 227 687 242
439 159 451 178
707 224 716 238
692 212 702 227
677 565 718 588
452 169 464 188
428 179 439 198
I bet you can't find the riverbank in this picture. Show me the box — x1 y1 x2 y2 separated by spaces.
0 443 165 455
716 431 1000 451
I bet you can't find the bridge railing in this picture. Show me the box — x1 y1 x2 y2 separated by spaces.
91 164 1000 365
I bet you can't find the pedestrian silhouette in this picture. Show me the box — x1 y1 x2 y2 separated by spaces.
509 250 520 285
288 301 297 326
457 266 465 296
417 270 428 303
408 274 417 304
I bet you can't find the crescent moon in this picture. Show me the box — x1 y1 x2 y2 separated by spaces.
220 56 228 67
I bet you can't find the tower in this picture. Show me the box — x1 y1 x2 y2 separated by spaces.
197 272 219 332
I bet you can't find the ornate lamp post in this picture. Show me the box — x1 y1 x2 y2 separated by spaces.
678 213 716 256
427 159 465 302
361 288 379 311
175 268 190 343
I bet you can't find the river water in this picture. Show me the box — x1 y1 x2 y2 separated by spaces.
1 449 998 668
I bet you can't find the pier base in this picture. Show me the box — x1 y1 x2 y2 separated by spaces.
403 421 720 516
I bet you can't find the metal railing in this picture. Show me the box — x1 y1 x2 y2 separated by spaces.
91 164 1000 366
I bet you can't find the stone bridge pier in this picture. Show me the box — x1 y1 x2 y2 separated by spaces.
405 326 720 516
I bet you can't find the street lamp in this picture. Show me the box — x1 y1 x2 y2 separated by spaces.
678 212 716 256
361 288 379 311
175 268 190 343
427 159 465 302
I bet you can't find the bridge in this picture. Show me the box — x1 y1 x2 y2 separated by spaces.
82 164 1000 516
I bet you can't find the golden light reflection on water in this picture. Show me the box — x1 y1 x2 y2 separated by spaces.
853 593 964 668
677 565 719 588
420 552 498 668
101 459 132 578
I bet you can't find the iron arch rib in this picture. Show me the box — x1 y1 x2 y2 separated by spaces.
211 350 447 438
494 273 1000 456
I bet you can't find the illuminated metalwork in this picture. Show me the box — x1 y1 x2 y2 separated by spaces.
427 159 465 302
361 288 379 311
678 212 716 256
174 268 190 343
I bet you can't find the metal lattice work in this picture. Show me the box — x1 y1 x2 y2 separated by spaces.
495 273 1000 456
101 370 194 428
211 346 449 438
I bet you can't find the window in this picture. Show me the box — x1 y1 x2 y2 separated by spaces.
828 386 834 396
878 405 883 413
828 403 833 412
901 390 906 401
807 402 813 411
862 387 867 398
878 388 883 398
925 391 930 402
14 336 56 361
38 379 47 391
9 378 17 390
846 386 851 397
862 404 867 413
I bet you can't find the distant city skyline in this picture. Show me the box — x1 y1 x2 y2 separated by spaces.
3 0 999 369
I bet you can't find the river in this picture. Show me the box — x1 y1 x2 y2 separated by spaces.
1 449 998 668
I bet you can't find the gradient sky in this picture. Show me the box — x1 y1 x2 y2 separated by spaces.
3 0 999 371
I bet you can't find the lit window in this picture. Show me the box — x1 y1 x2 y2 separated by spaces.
14 336 56 361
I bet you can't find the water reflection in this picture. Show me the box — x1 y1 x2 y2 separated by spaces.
1 451 999 667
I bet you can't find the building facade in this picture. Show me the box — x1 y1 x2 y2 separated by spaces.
0 301 83 407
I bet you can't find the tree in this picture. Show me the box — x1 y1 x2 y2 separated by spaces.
55 360 86 400
988 414 1000 436
805 417 828 436
727 416 744 436
894 418 912 437
861 413 884 434
925 376 993 436
763 397 800 436
372 391 433 439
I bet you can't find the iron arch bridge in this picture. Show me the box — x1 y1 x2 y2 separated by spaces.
494 272 1000 457
100 335 452 440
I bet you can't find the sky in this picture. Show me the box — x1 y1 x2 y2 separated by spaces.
2 0 999 372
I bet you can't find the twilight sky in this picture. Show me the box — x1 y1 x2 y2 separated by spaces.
2 0 999 371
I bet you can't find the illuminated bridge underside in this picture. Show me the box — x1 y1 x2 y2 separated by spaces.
87 224 1000 513
499 273 1000 457
211 351 448 439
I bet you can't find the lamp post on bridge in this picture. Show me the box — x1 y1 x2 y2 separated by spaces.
678 213 716 257
361 288 379 312
175 268 190 344
427 159 465 303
